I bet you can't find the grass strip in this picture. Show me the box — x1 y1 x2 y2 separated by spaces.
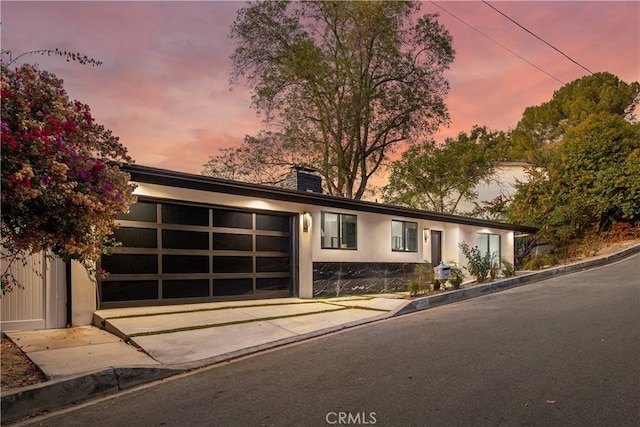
102 300 324 320
321 302 390 312
126 307 350 339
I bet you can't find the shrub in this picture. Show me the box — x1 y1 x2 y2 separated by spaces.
522 253 558 270
408 279 421 297
407 262 433 296
447 262 464 289
459 242 492 283
1 62 136 295
500 260 516 277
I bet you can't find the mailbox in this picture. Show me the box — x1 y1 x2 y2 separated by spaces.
434 262 451 280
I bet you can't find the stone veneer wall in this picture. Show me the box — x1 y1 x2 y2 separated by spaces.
313 262 418 297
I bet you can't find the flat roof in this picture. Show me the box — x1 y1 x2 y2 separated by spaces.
121 164 538 234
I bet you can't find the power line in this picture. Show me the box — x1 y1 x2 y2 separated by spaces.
429 1 565 85
480 0 634 99
480 0 598 77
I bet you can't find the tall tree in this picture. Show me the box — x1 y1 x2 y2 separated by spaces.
1 60 136 295
506 72 639 162
204 0 455 199
507 113 640 246
382 126 503 214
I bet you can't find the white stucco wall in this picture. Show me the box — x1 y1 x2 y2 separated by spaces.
456 225 515 280
62 180 521 322
71 261 97 326
457 162 531 214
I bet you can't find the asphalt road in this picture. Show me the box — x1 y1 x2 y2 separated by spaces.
23 254 639 427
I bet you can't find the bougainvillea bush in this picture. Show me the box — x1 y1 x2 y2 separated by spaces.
1 62 136 295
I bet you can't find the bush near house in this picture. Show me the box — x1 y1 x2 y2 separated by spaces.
447 262 465 289
458 242 493 283
0 62 136 295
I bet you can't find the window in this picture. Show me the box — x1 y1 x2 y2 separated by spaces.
102 200 293 305
391 220 418 252
477 233 501 261
321 212 357 249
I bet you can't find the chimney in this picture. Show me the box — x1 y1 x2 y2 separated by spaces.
284 166 322 193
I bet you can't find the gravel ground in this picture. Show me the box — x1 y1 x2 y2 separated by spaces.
1 337 46 391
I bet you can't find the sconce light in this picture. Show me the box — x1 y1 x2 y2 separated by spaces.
423 228 430 243
302 212 311 232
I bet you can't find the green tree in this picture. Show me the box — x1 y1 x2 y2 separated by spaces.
506 72 639 162
382 126 503 213
507 113 640 246
1 61 136 295
204 0 455 199
203 133 304 185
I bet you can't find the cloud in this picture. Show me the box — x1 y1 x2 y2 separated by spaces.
3 0 638 175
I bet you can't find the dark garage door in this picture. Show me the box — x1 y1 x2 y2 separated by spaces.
99 200 293 308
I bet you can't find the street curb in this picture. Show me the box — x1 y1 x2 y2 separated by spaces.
3 244 639 424
1 366 182 424
394 243 640 316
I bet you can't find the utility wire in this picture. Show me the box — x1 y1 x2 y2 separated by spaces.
429 1 565 85
481 0 597 76
480 0 633 99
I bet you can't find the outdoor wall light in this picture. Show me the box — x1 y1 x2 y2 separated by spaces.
423 228 430 243
302 212 311 232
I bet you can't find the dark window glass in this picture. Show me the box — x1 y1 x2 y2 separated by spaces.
212 256 253 273
112 227 157 248
256 257 290 273
101 254 157 275
213 210 252 229
101 280 158 301
163 280 210 298
162 204 209 226
256 236 289 253
406 224 418 252
342 214 357 249
256 278 290 292
213 279 254 296
391 220 418 252
162 230 209 250
162 255 209 274
117 202 157 222
256 214 289 232
213 233 253 251
321 212 357 249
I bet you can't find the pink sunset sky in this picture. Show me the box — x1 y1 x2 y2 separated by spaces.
2 1 639 176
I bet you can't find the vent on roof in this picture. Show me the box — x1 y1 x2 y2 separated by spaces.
284 166 322 193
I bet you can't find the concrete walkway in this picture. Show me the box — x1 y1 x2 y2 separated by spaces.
2 243 639 424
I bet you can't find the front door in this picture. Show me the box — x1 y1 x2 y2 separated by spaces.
430 230 442 266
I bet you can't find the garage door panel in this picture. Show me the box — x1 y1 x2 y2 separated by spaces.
256 235 290 252
102 254 158 275
213 210 252 229
213 279 254 296
163 255 209 274
213 256 253 274
163 279 210 299
256 257 290 273
213 233 252 251
100 202 293 307
162 203 208 226
102 280 159 302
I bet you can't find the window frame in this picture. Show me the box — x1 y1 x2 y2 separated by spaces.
477 232 501 261
391 220 418 252
321 211 358 250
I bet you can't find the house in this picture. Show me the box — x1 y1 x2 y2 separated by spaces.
1 164 536 330
456 162 532 214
